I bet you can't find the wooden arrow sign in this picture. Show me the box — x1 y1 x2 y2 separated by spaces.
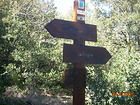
63 44 111 64
45 19 97 42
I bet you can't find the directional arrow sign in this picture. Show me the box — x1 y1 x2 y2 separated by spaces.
63 44 111 64
45 19 97 42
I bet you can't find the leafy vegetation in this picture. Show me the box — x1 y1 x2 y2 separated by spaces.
85 0 140 105
0 0 65 96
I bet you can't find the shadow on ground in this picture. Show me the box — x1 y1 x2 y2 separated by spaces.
1 88 72 105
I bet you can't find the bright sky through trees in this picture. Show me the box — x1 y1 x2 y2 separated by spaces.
54 0 91 15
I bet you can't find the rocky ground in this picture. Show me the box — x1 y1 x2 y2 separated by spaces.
1 87 72 105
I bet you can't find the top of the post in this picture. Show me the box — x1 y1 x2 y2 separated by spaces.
74 0 85 23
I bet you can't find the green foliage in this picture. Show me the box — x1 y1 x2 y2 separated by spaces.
0 0 66 96
0 0 15 94
85 0 140 105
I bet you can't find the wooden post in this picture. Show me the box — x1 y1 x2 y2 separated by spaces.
73 0 86 105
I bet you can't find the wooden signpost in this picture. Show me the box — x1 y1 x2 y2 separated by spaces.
45 0 111 105
63 44 111 64
45 19 97 42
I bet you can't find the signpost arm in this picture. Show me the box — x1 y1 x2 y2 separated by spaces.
73 0 86 105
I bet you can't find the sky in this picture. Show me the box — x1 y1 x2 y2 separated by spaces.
45 0 110 16
54 0 91 15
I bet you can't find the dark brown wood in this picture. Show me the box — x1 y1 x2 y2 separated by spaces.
45 19 97 42
73 64 85 105
73 0 86 105
73 39 85 105
63 44 112 64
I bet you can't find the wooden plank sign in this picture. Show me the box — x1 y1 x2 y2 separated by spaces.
45 19 97 42
63 44 112 64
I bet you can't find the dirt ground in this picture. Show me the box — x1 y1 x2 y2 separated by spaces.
2 87 72 105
